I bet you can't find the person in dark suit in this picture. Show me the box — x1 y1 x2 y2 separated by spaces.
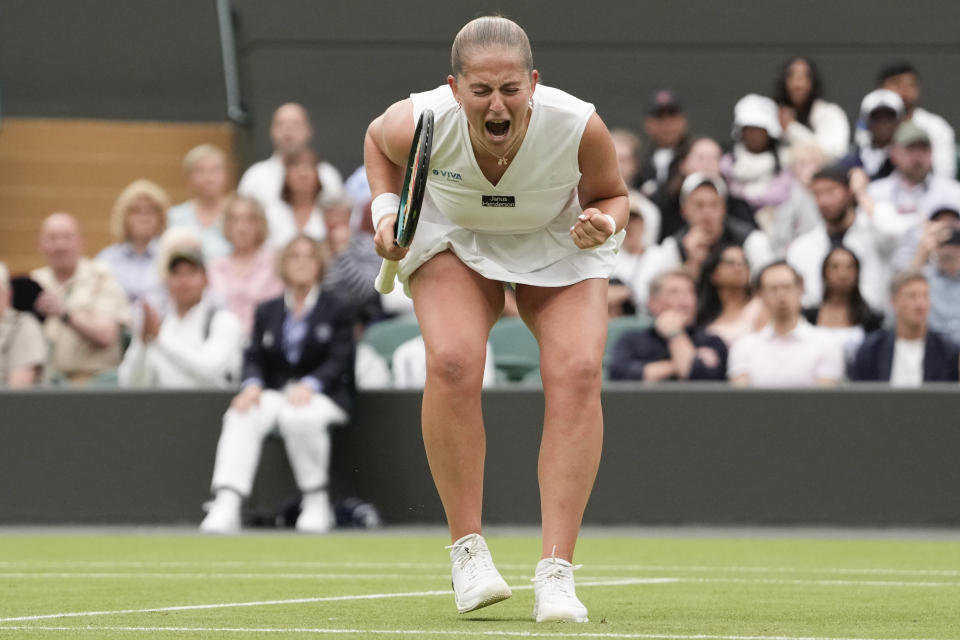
201 234 356 533
851 270 959 385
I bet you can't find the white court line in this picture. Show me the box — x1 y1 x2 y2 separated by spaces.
0 573 958 588
2 561 958 578
0 578 674 624
0 626 950 640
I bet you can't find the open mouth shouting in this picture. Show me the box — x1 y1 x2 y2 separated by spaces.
485 118 511 141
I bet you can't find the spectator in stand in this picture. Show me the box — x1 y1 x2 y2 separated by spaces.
639 173 773 307
866 122 960 270
266 148 328 249
609 194 656 316
167 144 233 261
97 179 168 303
31 213 130 385
909 206 960 345
119 247 242 388
207 196 284 336
201 234 355 534
652 137 756 241
729 261 843 387
610 128 661 246
878 62 956 179
844 89 903 182
787 163 890 310
0 262 47 387
851 271 959 385
238 103 344 210
608 270 727 382
321 196 382 315
803 246 884 364
637 89 689 197
696 244 766 347
789 142 828 191
774 56 850 160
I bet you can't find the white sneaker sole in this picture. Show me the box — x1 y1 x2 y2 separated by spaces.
455 582 513 613
534 606 589 623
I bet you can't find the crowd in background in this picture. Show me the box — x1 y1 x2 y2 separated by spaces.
2 58 960 397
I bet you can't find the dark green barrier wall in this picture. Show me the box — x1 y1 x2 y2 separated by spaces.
1 386 958 526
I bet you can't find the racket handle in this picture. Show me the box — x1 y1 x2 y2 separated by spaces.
375 259 400 294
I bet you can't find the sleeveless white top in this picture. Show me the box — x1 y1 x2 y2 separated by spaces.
396 84 623 289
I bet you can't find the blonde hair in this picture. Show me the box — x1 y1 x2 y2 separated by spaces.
182 144 227 175
110 179 170 240
222 195 269 249
451 16 533 76
276 234 332 286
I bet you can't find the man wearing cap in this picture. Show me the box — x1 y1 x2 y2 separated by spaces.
786 163 891 310
865 121 960 267
636 173 773 307
878 62 956 179
637 89 689 196
118 247 243 388
908 206 960 345
844 89 904 181
31 213 131 385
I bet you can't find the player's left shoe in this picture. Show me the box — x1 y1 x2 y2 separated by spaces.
447 533 513 613
532 555 589 623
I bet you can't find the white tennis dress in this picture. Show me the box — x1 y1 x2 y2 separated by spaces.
396 84 624 289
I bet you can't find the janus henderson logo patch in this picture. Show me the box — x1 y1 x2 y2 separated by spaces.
481 195 516 207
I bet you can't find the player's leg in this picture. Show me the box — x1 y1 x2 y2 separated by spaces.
515 277 607 622
409 250 504 541
409 250 511 613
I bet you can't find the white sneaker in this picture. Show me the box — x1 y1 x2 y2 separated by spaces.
532 556 588 622
447 533 512 613
296 492 335 533
200 490 241 534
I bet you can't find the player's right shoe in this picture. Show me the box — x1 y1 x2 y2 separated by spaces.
532 555 589 623
447 533 513 613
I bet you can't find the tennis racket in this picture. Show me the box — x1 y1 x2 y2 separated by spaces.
374 108 434 294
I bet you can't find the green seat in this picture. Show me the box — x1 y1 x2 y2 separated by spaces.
489 317 540 382
603 313 653 374
360 315 422 368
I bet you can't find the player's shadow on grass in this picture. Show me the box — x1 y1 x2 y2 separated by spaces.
460 617 533 623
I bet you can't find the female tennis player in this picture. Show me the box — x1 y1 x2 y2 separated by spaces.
364 16 628 623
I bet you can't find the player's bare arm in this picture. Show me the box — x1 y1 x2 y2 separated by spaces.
571 112 629 249
365 98 416 260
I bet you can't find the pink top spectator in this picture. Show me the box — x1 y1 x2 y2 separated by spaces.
208 246 284 335
728 321 844 387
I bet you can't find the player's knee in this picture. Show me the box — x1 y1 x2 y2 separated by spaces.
427 345 483 389
543 352 602 391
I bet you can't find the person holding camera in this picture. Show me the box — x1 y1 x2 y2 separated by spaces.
910 205 960 345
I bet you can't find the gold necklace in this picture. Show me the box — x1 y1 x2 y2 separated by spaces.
467 108 530 166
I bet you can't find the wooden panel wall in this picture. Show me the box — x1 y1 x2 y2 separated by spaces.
0 119 235 275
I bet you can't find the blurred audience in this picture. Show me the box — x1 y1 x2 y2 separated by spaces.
266 148 328 249
239 103 344 210
851 271 959 385
201 234 355 534
696 244 766 347
0 262 47 387
609 194 657 315
729 261 843 387
610 128 661 246
802 246 883 363
844 89 903 181
867 122 960 270
637 89 689 196
640 173 773 307
167 144 233 260
909 206 960 345
787 163 890 309
31 213 130 385
207 196 284 335
652 136 755 240
877 62 956 179
609 270 727 382
97 179 168 303
774 56 850 160
320 196 382 315
119 247 242 388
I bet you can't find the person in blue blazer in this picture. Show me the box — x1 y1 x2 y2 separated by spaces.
201 234 356 533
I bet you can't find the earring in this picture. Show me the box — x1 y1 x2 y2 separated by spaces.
456 102 462 112
528 97 534 109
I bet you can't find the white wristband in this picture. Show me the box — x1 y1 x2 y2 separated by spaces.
371 193 401 232
601 213 617 236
